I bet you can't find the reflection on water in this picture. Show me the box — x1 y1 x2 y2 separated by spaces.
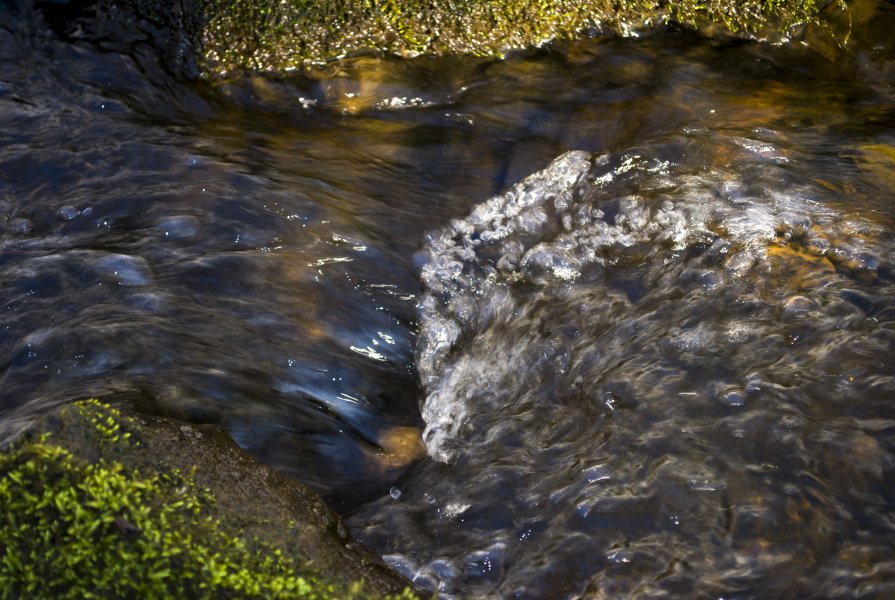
2 1 895 597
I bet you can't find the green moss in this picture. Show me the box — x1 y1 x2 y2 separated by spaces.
193 0 842 76
93 0 849 78
665 0 837 33
75 399 139 446
0 401 416 600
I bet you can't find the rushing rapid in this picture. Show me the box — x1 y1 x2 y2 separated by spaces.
351 134 895 598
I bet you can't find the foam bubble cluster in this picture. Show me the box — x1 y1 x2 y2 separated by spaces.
417 143 890 462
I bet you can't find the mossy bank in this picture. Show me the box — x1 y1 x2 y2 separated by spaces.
80 0 848 78
0 400 418 599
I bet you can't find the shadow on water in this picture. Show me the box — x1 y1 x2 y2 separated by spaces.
2 0 895 595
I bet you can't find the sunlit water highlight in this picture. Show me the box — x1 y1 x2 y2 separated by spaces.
2 2 895 597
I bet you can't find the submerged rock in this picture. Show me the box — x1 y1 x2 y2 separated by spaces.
0 399 417 599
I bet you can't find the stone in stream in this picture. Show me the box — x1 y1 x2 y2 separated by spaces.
43 0 849 79
0 399 419 598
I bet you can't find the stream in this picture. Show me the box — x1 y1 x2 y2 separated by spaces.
2 1 895 598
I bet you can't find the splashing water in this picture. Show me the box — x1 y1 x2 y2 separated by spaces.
352 132 895 598
418 141 891 463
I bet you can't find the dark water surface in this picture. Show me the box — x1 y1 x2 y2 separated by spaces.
2 2 895 598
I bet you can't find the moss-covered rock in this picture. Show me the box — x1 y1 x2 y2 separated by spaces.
87 0 841 79
0 399 417 599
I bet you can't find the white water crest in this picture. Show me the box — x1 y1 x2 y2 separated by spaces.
417 140 891 463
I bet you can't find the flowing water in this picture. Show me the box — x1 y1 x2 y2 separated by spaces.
2 1 895 598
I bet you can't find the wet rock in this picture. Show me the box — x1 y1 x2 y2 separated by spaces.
62 0 844 79
0 400 418 599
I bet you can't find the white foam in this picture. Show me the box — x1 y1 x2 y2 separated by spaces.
415 145 886 462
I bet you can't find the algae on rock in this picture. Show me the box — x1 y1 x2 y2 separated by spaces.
93 0 841 78
0 400 417 599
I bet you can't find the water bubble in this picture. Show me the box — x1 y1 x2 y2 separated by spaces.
462 544 507 580
697 270 724 290
781 415 801 430
58 205 79 221
687 479 727 492
605 547 632 563
427 559 458 580
782 295 816 315
92 253 153 286
126 293 162 312
521 245 581 283
582 464 612 483
725 322 753 344
443 502 470 518
745 383 762 395
410 573 439 590
724 250 755 278
383 554 418 582
7 217 32 234
389 487 402 500
157 215 199 240
424 492 437 504
719 389 746 407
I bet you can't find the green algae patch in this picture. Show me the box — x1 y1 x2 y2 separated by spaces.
0 400 417 599
94 0 846 79
665 0 833 35
200 0 838 76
